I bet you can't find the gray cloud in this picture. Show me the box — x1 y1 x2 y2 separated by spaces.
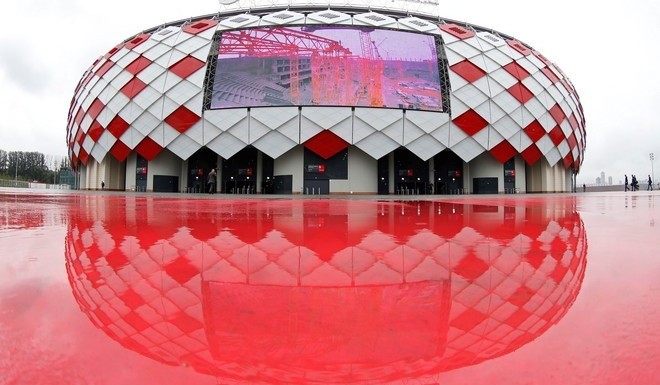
0 41 53 93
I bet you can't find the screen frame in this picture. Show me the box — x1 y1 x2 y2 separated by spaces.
203 25 451 113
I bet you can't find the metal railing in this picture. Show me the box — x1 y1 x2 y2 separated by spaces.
0 179 71 190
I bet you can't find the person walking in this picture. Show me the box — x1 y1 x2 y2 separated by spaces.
648 175 653 191
207 168 217 194
625 175 629 191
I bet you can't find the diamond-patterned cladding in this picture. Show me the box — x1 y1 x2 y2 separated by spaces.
524 120 545 142
440 24 475 39
124 34 150 50
95 61 115 78
489 140 517 163
182 19 218 35
541 67 560 84
125 56 153 75
169 56 205 79
67 13 585 172
87 121 104 142
453 109 489 136
165 106 200 133
135 136 163 161
508 83 534 104
120 78 147 99
110 140 131 161
304 130 349 159
87 99 105 120
451 60 487 83
522 144 543 165
503 61 530 80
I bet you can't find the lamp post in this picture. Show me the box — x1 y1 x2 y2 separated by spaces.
651 153 655 188
14 153 18 185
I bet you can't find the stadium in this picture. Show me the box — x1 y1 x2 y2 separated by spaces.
66 0 586 194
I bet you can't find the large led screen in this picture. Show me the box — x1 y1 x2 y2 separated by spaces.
209 26 444 111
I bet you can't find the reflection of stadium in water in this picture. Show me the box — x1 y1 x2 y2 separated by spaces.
66 197 586 384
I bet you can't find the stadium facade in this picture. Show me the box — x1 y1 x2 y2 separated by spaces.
66 0 586 194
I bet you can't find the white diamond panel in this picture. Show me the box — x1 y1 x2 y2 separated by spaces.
354 132 399 160
306 10 351 25
260 10 305 25
252 131 297 159
207 132 247 159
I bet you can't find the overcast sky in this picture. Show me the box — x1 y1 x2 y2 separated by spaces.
1 0 659 184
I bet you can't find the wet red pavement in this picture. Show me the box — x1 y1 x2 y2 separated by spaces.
1 191 658 385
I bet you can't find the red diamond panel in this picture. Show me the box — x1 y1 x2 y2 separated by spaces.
169 56 205 79
549 104 566 125
562 154 574 169
453 109 488 136
78 148 89 165
450 60 486 83
135 137 163 161
504 307 531 328
561 79 576 97
164 257 200 284
88 120 105 142
95 60 115 78
74 108 85 125
77 72 94 94
508 83 534 104
521 144 543 165
110 140 131 162
125 56 153 75
451 308 487 331
75 128 86 146
507 40 532 56
124 311 150 332
107 116 130 138
88 98 105 120
503 62 530 81
541 67 560 84
120 78 148 99
104 44 124 59
567 133 578 149
304 130 349 159
125 34 150 50
524 120 545 143
548 125 565 146
568 114 579 131
119 288 146 310
489 140 517 163
533 51 552 67
168 311 204 334
439 24 475 39
182 19 218 35
454 252 488 281
508 286 535 307
165 106 200 133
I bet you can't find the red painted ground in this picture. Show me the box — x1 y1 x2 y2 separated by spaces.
1 191 658 385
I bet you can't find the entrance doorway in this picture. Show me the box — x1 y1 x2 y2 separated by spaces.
434 151 463 194
222 147 257 194
187 148 217 193
393 148 429 195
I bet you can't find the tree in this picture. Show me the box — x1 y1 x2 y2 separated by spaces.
0 149 68 183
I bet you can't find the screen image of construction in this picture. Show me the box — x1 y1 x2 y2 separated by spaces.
210 26 443 111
